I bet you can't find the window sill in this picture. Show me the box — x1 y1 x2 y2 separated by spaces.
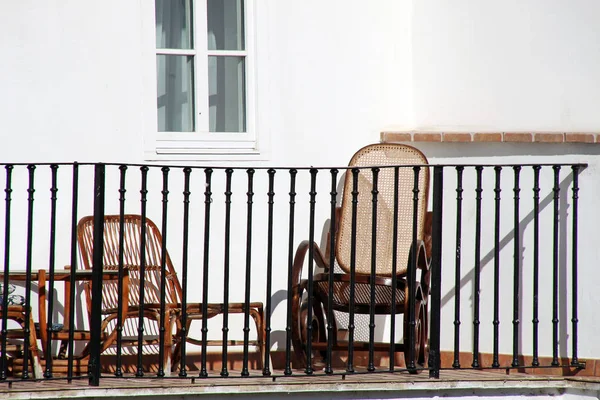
143 148 270 162
381 131 600 144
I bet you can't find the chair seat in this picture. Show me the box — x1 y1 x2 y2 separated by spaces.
313 279 406 314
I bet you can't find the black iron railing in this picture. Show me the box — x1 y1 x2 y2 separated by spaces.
0 162 586 385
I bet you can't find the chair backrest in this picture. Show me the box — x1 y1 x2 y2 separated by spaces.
335 144 429 276
77 214 182 316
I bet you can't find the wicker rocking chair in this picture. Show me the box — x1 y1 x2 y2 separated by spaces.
77 215 264 375
291 143 431 371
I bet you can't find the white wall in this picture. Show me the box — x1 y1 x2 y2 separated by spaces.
1 0 600 366
412 0 600 131
259 0 414 166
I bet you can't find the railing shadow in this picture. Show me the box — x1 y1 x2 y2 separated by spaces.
440 171 575 360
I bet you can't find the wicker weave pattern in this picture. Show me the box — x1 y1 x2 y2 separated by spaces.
316 281 405 311
336 144 429 276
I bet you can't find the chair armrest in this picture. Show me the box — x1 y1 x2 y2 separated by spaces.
423 211 433 261
324 207 342 265
291 241 328 292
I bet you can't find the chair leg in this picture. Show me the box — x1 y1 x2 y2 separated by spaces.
249 304 266 372
404 298 423 373
27 314 43 379
291 284 307 369
296 298 328 370
163 315 175 377
418 302 428 367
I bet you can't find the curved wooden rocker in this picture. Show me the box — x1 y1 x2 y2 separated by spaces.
291 143 432 372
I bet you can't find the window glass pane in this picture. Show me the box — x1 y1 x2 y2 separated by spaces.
157 55 195 132
156 0 193 49
208 56 246 132
207 0 244 51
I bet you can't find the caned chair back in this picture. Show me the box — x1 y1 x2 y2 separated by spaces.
335 144 429 276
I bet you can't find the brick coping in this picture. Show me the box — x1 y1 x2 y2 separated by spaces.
381 131 599 144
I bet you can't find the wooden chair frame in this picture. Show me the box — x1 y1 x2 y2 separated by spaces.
1 305 43 378
77 215 265 375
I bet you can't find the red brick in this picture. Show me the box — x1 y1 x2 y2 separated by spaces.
534 133 565 143
414 132 442 142
439 351 455 368
503 132 533 142
568 359 594 376
443 133 472 142
565 133 595 143
473 133 503 142
593 359 600 377
381 132 412 142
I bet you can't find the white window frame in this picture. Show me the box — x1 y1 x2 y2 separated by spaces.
144 0 267 161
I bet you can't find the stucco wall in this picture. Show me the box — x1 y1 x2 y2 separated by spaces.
412 0 600 131
0 0 599 365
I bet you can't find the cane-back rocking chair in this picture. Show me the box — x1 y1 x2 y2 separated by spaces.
291 143 431 371
77 215 264 374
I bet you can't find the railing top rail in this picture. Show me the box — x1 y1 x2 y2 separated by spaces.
0 162 589 170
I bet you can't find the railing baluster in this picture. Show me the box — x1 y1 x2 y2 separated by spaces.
136 166 149 377
492 166 501 368
453 166 464 369
472 166 483 369
44 164 59 378
241 168 254 377
347 167 359 374
200 168 213 378
221 168 233 377
89 163 105 386
0 165 13 381
157 167 170 378
492 166 502 368
571 165 580 367
66 163 79 382
263 169 276 376
368 167 379 372
115 165 127 377
512 166 521 367
284 169 297 376
389 166 399 372
23 165 36 380
325 168 338 375
428 165 444 379
407 166 421 372
305 168 318 375
179 167 192 377
552 165 560 367
531 165 541 367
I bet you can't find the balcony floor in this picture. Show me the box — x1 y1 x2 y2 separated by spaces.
2 369 600 400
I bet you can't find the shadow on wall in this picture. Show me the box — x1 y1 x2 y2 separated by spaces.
440 171 575 360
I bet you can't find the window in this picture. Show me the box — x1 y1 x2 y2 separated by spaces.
150 0 261 159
